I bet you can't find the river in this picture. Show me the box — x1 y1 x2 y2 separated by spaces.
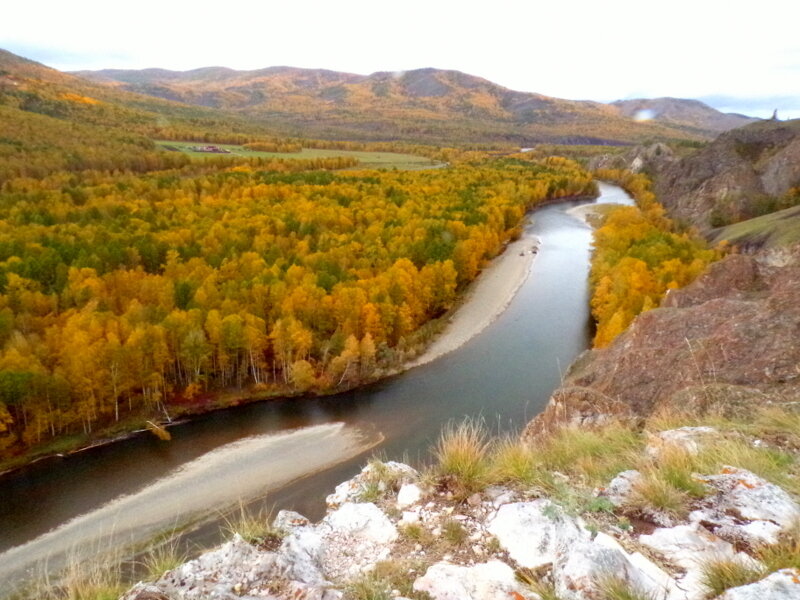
0 182 633 587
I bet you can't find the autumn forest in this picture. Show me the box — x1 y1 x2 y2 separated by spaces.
0 49 722 467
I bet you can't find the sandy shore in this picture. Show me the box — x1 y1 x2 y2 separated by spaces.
409 225 541 368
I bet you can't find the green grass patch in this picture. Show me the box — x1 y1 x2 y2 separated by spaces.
155 141 441 170
713 205 800 249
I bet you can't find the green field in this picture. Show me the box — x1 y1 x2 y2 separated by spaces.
713 204 800 249
155 141 443 170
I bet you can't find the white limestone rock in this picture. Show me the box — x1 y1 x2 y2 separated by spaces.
640 523 761 599
272 509 310 533
397 483 423 509
718 568 800 599
401 509 421 524
325 461 418 508
553 533 683 600
319 502 398 581
153 534 281 599
604 470 643 507
486 500 589 568
413 560 535 600
119 584 171 600
698 466 800 529
277 525 327 585
646 427 718 458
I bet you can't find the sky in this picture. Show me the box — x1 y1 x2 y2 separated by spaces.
3 0 799 119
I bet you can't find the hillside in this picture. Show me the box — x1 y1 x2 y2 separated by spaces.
653 119 800 231
75 64 718 145
611 97 757 135
0 49 299 181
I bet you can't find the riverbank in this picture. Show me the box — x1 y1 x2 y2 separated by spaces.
409 229 541 368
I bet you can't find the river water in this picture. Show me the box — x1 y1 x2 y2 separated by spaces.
0 182 632 586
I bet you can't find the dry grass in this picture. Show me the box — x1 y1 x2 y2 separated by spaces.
345 561 431 600
139 537 187 581
433 419 492 498
597 575 657 600
441 519 468 547
756 522 800 571
489 423 641 495
699 558 765 597
515 568 560 600
222 501 283 550
15 550 127 600
627 471 692 520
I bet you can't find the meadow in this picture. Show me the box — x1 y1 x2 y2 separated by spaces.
155 141 443 170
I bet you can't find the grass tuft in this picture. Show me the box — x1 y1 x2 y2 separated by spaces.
756 522 800 572
700 558 765 597
597 575 657 600
441 519 468 547
516 568 560 600
489 436 544 486
140 537 187 581
345 561 431 600
222 501 283 550
345 571 393 600
434 419 492 497
627 470 691 519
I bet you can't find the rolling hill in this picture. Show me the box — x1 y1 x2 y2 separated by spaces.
74 64 742 145
611 97 756 135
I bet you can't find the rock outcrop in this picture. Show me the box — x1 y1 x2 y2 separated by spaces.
524 248 800 439
120 453 799 600
653 119 800 231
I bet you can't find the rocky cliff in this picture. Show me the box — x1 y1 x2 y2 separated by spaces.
587 120 800 234
523 245 800 440
653 120 800 231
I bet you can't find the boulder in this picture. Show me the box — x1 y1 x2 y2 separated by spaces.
325 461 418 508
487 500 589 568
276 526 327 585
718 568 800 599
640 523 761 599
550 532 683 600
413 560 535 600
152 534 280 599
603 470 643 507
645 427 718 458
698 467 800 529
397 483 423 509
554 539 664 600
319 502 398 581
272 509 310 533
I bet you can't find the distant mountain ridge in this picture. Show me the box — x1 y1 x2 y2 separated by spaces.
612 97 757 135
0 47 758 148
73 63 754 144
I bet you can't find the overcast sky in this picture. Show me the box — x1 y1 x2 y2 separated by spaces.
4 0 799 119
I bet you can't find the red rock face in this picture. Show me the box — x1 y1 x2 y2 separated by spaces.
525 248 800 439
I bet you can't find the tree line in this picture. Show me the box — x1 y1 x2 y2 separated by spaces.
589 169 722 348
